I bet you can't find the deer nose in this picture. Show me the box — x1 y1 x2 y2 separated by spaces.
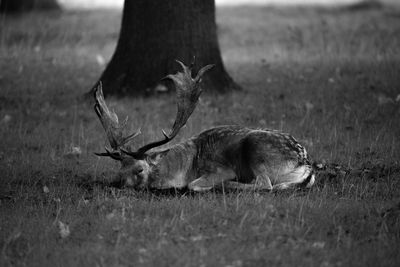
136 167 144 174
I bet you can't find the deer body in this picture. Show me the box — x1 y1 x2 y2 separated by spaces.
116 125 314 191
93 60 315 192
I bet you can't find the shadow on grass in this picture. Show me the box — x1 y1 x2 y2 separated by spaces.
75 175 319 201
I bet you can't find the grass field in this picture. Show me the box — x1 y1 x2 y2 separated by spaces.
1 3 400 267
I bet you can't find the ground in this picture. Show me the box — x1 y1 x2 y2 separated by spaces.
1 3 400 267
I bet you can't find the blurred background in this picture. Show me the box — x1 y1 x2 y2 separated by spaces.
56 0 396 9
1 0 400 266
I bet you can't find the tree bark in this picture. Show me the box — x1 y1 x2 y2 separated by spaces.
99 0 239 96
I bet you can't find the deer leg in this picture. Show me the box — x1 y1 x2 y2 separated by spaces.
188 167 236 192
248 164 273 190
254 172 273 190
222 173 273 191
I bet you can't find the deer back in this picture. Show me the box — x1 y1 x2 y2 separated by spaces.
191 125 309 184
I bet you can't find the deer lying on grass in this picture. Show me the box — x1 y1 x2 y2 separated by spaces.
93 60 315 191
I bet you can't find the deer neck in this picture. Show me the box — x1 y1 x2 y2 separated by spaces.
147 140 197 188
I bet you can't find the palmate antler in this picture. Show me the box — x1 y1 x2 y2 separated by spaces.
94 59 214 160
133 60 214 155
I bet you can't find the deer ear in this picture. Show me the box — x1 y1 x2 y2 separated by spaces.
148 150 169 165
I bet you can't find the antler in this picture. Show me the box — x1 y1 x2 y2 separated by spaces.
93 82 141 160
133 60 214 155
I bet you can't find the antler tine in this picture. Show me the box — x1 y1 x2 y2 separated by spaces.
195 64 215 82
94 147 123 161
135 60 214 155
93 82 141 158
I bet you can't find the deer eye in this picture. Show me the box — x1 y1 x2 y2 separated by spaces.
137 167 144 174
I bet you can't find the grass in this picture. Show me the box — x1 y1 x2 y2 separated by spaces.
1 4 400 267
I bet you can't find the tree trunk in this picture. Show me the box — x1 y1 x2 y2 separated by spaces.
99 0 239 96
0 0 60 13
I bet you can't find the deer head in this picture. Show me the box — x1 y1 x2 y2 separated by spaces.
93 60 214 188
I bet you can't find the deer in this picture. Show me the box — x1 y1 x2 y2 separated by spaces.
93 60 315 192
